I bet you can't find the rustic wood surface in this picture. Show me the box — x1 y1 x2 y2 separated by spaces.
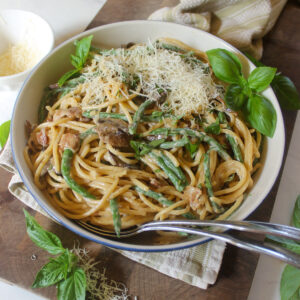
0 0 299 299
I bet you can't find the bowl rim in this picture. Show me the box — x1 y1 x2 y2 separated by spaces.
0 9 55 80
11 20 285 252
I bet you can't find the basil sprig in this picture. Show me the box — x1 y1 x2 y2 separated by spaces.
58 35 93 87
245 52 300 110
206 48 277 137
266 195 300 300
24 210 86 299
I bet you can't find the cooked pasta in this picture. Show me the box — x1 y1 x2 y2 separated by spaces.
24 38 263 234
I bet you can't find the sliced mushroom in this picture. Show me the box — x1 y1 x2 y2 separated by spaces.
95 118 130 148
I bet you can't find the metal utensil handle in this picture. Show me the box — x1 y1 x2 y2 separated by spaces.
140 225 300 268
141 220 300 242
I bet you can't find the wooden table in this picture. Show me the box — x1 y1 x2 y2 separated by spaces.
1 1 299 299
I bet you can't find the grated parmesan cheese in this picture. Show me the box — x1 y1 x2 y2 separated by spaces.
0 42 41 76
76 41 223 116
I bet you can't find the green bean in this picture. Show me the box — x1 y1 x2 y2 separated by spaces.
142 112 182 123
160 43 183 53
61 149 96 199
130 139 165 157
109 198 121 237
82 110 94 118
218 112 243 162
150 128 231 161
82 111 128 122
180 53 210 73
99 112 128 121
227 135 243 162
134 186 195 219
160 153 188 186
149 152 185 192
159 137 189 149
149 139 166 148
203 153 213 198
129 99 153 135
79 126 97 140
134 186 173 206
203 153 223 213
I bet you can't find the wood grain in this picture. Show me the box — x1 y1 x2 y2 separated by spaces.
0 1 299 299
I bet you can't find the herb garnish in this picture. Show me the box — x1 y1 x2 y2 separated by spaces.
206 48 277 137
24 209 86 299
244 52 300 110
58 35 93 87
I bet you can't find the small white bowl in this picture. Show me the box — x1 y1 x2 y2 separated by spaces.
0 9 54 91
11 21 285 251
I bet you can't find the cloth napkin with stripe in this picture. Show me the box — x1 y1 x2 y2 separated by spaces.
149 0 287 59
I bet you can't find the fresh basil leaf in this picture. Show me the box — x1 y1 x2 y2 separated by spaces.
206 49 242 84
292 195 300 228
72 35 93 69
280 265 300 300
225 84 248 111
248 67 277 92
244 52 300 111
0 120 11 148
272 74 300 110
204 117 221 134
58 35 93 87
32 250 77 288
23 209 64 255
245 94 277 137
58 69 79 87
57 267 86 300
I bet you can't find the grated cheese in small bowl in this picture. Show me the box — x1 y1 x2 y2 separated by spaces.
0 42 41 76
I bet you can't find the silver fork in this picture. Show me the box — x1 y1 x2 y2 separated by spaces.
76 219 300 268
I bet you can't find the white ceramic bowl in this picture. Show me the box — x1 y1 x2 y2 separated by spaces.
11 21 285 251
0 9 54 91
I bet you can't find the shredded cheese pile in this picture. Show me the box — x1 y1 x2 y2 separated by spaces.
0 42 41 76
78 41 221 116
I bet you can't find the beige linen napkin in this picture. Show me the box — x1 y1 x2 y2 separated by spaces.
0 141 225 289
148 0 287 59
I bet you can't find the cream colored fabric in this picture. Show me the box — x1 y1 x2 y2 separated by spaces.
148 0 287 59
0 140 225 289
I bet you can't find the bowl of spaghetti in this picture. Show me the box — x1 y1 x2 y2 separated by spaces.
11 21 285 251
